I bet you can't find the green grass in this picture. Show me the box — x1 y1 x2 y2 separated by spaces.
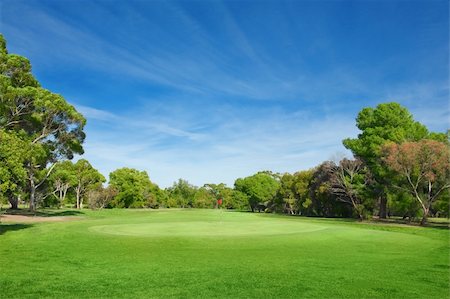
1 209 449 298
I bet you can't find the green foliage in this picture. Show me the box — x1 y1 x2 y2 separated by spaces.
231 190 249 210
234 172 280 212
343 102 428 175
192 187 216 208
166 179 198 208
272 170 313 214
109 167 162 208
387 191 420 220
0 130 28 207
432 189 449 218
203 183 245 209
73 159 105 209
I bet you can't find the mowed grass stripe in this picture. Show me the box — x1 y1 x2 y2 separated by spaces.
0 209 448 298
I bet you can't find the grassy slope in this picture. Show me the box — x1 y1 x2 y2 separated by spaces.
0 209 448 298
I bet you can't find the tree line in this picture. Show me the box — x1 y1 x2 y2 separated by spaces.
1 34 449 225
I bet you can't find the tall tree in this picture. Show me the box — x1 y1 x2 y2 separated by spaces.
343 102 429 218
0 34 86 210
382 140 450 225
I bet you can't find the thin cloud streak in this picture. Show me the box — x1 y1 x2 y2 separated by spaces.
78 103 358 187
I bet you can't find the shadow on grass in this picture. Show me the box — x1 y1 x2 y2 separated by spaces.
0 223 33 235
3 209 85 217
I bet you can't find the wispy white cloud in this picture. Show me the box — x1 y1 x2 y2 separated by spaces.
74 103 205 142
77 103 356 187
76 105 119 122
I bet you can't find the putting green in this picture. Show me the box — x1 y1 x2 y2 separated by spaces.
89 219 327 237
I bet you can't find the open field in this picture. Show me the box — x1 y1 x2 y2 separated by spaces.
1 209 449 298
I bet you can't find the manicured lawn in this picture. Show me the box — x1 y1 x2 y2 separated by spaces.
0 209 448 298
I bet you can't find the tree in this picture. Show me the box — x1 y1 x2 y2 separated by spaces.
343 102 429 218
193 187 216 208
73 159 105 209
308 161 353 217
382 139 450 225
231 190 249 210
272 170 313 215
330 159 368 220
272 173 295 214
109 168 156 208
204 183 237 209
47 161 76 208
87 185 118 210
167 179 197 208
0 34 86 210
234 172 280 212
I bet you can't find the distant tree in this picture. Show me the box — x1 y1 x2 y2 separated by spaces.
272 173 295 213
167 179 197 208
47 161 76 207
382 140 450 225
292 170 314 214
204 183 237 209
109 168 156 208
234 172 280 212
88 185 118 210
343 102 430 218
330 159 368 220
193 187 216 208
145 184 167 209
73 160 105 209
273 170 313 215
231 190 249 210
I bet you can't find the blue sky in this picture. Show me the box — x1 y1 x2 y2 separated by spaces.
1 0 448 187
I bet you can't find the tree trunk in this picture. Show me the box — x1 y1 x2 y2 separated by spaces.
58 189 64 208
420 215 427 225
420 207 429 226
29 179 36 211
8 196 18 209
76 183 84 209
76 191 80 209
379 196 387 219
